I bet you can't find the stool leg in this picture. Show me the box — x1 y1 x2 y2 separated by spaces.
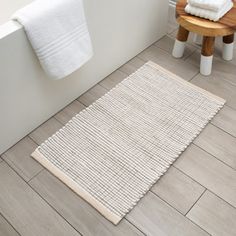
200 36 215 76
172 26 189 58
222 34 234 61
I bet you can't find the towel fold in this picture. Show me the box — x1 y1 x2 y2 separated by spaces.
187 0 232 12
185 1 233 21
12 0 93 80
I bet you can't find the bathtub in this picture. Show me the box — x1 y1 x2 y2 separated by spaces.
0 0 169 154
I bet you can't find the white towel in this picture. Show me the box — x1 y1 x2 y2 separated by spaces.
187 0 232 12
12 0 93 80
185 1 233 21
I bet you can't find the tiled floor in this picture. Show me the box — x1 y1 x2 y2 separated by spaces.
0 12 236 236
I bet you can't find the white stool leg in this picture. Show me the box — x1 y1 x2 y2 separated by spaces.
222 34 234 61
172 25 189 59
222 42 234 61
200 55 213 76
172 39 186 58
200 36 215 76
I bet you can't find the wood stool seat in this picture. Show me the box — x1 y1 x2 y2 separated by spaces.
172 0 236 75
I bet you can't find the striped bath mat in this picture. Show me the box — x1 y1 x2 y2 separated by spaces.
32 61 225 224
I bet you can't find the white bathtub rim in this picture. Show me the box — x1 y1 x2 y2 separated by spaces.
0 20 22 40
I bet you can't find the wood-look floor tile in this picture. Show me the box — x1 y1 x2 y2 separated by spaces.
119 57 146 75
170 29 178 38
0 162 80 236
0 215 19 236
29 170 144 236
99 70 127 90
2 137 43 182
211 105 236 138
154 35 196 59
54 100 85 125
138 45 199 81
126 192 209 236
174 144 236 208
190 67 236 110
78 84 108 107
0 157 3 162
29 118 63 145
187 191 236 236
152 166 205 215
167 22 178 34
194 124 236 169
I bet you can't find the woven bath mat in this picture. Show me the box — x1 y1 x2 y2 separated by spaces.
32 61 225 224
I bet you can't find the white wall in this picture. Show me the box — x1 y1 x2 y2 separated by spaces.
0 0 32 24
0 0 169 154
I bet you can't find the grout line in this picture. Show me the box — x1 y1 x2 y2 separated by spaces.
189 70 200 82
28 135 41 146
28 166 146 236
173 163 236 211
0 211 22 236
137 43 200 82
149 191 212 236
149 171 207 217
185 188 236 234
210 123 236 139
193 142 236 172
150 191 185 215
155 35 198 60
98 82 112 91
53 116 68 126
2 160 84 236
124 218 147 236
27 168 45 183
2 139 46 184
151 43 174 54
28 135 41 147
206 189 236 210
185 189 207 216
224 103 236 111
117 68 130 76
2 146 146 236
173 165 208 190
0 135 32 157
189 71 200 82
183 47 198 61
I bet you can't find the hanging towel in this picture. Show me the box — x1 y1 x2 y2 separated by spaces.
12 0 93 80
187 0 232 12
185 1 233 21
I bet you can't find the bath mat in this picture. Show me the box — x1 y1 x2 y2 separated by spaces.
31 61 225 224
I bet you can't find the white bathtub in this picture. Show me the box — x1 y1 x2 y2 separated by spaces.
0 0 169 154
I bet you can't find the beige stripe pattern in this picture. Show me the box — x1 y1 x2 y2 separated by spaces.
32 61 225 224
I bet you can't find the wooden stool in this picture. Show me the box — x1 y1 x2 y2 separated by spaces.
172 0 236 76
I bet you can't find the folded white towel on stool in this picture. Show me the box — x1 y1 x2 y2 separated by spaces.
187 0 232 12
12 0 93 80
185 1 233 21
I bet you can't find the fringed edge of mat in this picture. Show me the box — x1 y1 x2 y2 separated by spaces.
146 61 226 104
31 148 122 225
